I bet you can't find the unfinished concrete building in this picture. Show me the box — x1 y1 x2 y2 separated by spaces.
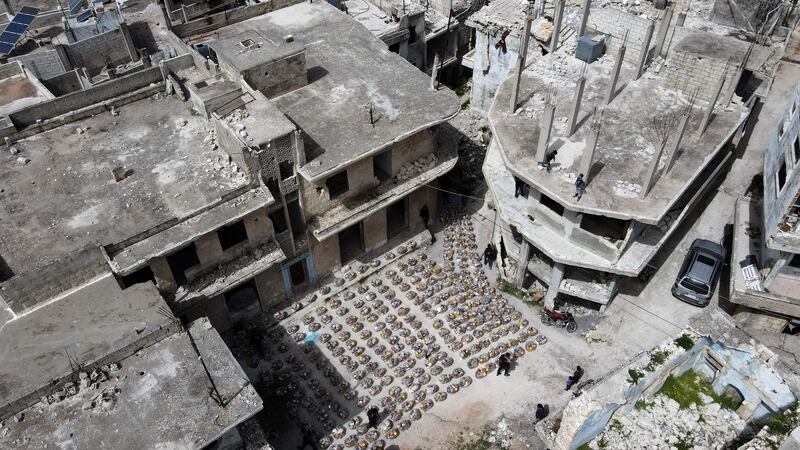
731 81 800 329
340 0 469 79
481 1 777 309
463 0 796 111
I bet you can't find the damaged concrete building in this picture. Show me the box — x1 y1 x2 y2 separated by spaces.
0 0 458 366
339 0 471 80
554 309 800 450
463 0 795 111
0 0 460 446
481 0 787 309
731 80 800 332
0 263 262 448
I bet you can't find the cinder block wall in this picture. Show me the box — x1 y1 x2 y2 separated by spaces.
586 7 652 64
64 27 133 77
0 61 23 79
662 50 736 102
8 51 66 80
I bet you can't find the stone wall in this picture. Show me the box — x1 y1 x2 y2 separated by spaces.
0 247 109 315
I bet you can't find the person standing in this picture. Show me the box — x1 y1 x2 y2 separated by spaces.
574 174 586 201
534 404 547 423
483 244 494 268
496 352 511 376
539 150 558 172
420 205 435 244
367 406 380 428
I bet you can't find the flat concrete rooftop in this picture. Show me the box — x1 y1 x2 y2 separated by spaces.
488 53 748 224
0 274 173 413
209 31 305 73
0 317 262 449
0 73 52 117
0 94 249 275
205 1 459 182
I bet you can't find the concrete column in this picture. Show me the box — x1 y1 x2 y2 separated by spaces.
195 232 224 265
515 239 531 287
509 8 534 113
149 256 177 291
563 210 583 237
640 137 668 198
544 263 565 308
244 211 274 242
567 75 586 136
430 52 440 90
699 68 728 135
536 102 556 162
293 130 306 166
550 0 566 54
664 112 689 172
724 68 743 106
577 0 592 38
579 108 601 183
653 6 674 58
605 43 626 104
635 21 656 79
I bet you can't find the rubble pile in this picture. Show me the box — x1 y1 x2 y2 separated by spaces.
588 394 749 450
229 208 546 449
395 154 437 181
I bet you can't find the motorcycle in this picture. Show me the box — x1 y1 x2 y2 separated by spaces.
540 306 577 333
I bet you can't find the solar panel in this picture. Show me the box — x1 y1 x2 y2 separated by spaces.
13 14 36 26
17 6 40 16
0 6 40 55
5 22 28 34
69 0 83 14
76 9 93 22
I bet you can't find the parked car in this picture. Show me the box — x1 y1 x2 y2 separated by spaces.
671 239 727 306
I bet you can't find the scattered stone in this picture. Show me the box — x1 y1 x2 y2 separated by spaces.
8 147 18 155
16 157 29 166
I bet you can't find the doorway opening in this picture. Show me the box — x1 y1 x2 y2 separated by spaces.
373 149 392 182
166 243 201 285
224 279 260 319
387 198 408 239
338 222 365 264
289 259 308 288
